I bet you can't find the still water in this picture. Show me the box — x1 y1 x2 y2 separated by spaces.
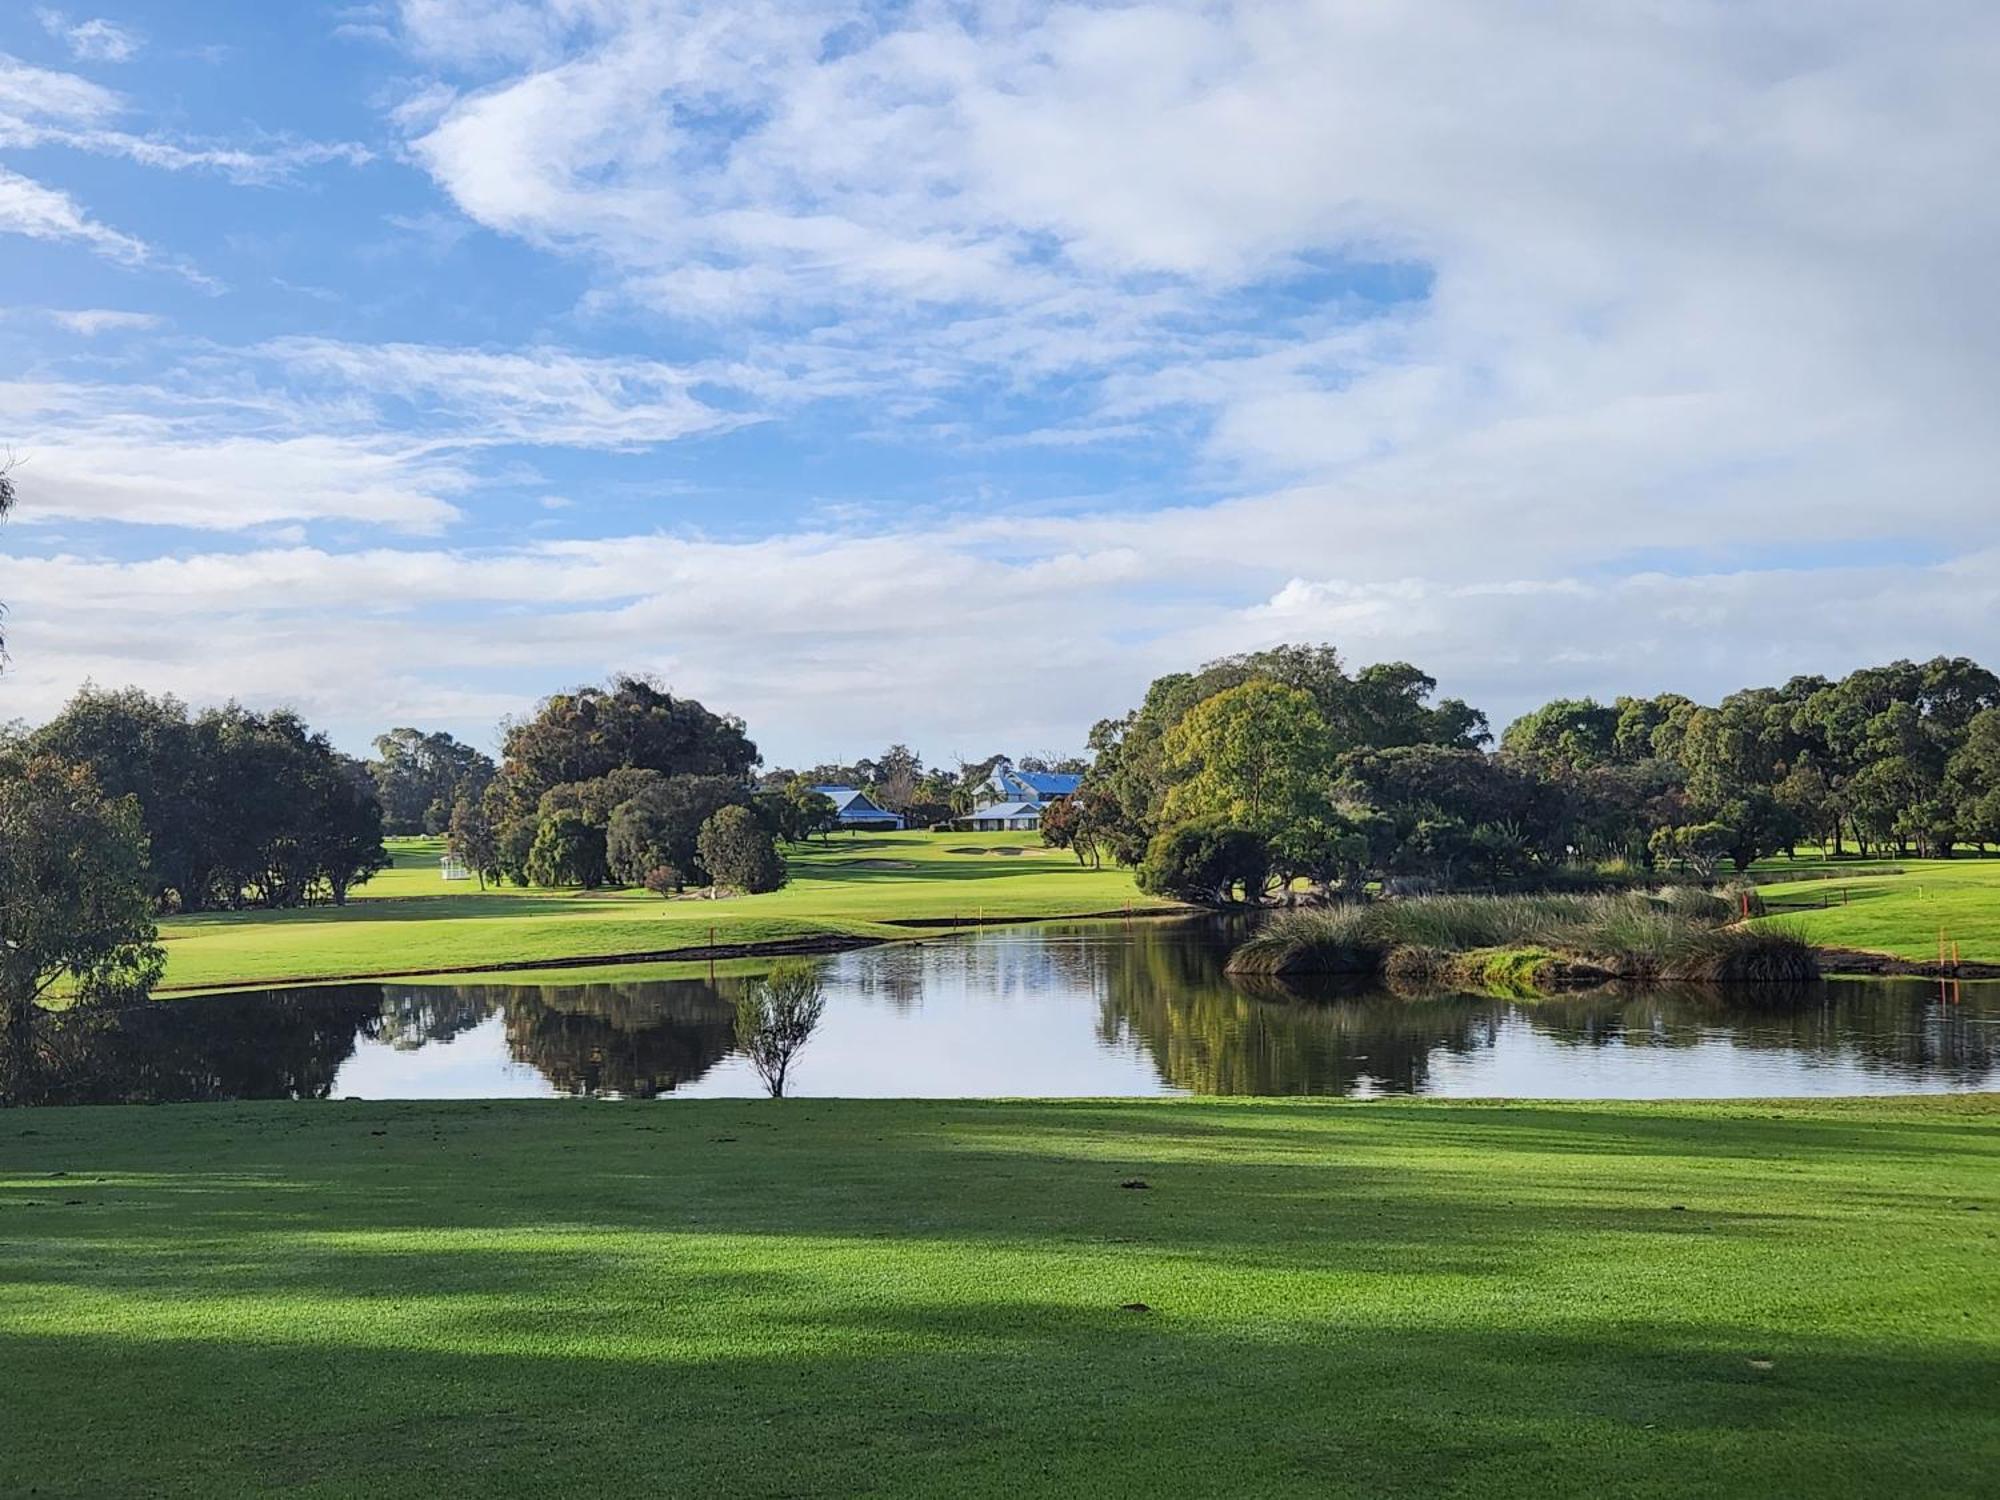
7 921 1997 1104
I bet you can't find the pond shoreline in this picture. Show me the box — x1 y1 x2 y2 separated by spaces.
152 907 1199 996
1819 947 2000 979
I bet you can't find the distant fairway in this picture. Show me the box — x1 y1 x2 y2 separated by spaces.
153 831 1167 992
1749 854 2000 965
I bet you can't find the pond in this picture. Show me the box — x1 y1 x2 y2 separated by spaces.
5 920 1997 1105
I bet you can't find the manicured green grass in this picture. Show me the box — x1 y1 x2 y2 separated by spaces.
157 832 1164 992
0 1095 1993 1497
1750 855 2000 963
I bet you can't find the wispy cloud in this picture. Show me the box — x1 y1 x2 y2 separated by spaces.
0 333 759 534
0 165 151 265
37 10 143 63
0 50 371 185
45 307 163 335
259 338 755 448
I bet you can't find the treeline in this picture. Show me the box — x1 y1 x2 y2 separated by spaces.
24 687 387 910
1065 646 2000 905
445 675 795 894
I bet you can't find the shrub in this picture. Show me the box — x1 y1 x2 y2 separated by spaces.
696 805 787 894
1137 822 1270 906
523 810 608 889
642 865 684 898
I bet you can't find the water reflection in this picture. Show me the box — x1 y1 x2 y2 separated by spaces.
3 921 1997 1105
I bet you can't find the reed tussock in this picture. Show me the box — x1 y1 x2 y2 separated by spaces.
1228 892 1820 987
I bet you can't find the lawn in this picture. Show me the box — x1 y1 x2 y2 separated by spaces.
1750 854 2000 964
155 831 1165 993
0 1095 1993 1497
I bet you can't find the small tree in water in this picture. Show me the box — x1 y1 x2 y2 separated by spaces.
733 960 826 1098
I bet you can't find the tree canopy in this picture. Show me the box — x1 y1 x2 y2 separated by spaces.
500 676 757 806
29 688 387 910
697 805 787 894
369 729 494 835
0 755 163 1027
1090 646 2000 906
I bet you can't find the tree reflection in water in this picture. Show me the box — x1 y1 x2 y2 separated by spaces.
1501 980 2000 1090
493 978 744 1097
1093 923 1497 1095
0 976 752 1106
2 925 1996 1105
0 988 382 1106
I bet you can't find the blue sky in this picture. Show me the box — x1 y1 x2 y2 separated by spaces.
3 1 1997 764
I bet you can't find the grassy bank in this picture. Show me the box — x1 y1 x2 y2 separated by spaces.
1230 892 1819 986
1750 854 2000 964
153 831 1166 993
1 1095 1993 1497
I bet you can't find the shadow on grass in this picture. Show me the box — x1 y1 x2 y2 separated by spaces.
166 894 601 929
0 1098 1995 1496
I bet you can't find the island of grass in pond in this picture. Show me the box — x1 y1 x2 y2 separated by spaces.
1230 891 1821 988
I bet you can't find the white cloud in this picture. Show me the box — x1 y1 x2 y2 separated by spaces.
2 532 1996 762
4 429 470 533
0 165 151 265
45 308 162 335
0 50 120 119
260 338 752 447
8 2 2000 762
389 0 2000 573
0 50 371 185
0 333 753 533
37 11 143 64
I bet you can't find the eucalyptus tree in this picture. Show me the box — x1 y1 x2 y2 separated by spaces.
0 755 163 1031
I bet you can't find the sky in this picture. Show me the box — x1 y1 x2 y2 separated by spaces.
2 1 1997 767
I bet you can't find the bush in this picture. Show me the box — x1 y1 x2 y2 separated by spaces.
1137 822 1270 906
643 865 684 898
696 805 787 894
523 810 608 889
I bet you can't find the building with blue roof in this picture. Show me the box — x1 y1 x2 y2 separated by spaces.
810 786 907 831
990 764 1084 802
955 759 1083 832
959 800 1046 832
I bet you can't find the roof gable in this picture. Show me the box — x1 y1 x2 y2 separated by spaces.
812 785 897 818
1015 770 1081 796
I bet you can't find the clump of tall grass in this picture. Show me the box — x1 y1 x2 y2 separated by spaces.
1663 924 1820 983
1228 905 1388 975
1229 891 1820 986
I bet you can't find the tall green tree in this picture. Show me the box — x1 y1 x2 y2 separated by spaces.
499 676 757 807
31 689 386 909
523 810 608 889
445 789 497 889
1159 680 1335 833
696 805 787 894
369 729 495 835
602 776 750 885
0 755 163 1030
1500 699 1622 773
